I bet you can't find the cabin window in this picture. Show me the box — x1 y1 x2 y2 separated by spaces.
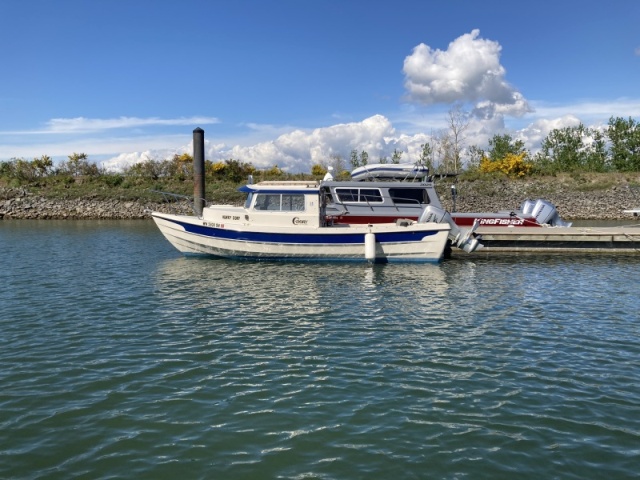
335 188 358 202
359 189 383 203
388 188 429 205
254 194 280 210
335 188 383 203
282 194 305 211
253 193 305 211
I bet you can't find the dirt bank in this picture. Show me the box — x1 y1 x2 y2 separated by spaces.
2 175 640 220
435 176 640 220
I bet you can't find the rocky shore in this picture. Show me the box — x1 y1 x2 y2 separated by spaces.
2 177 640 220
435 178 640 220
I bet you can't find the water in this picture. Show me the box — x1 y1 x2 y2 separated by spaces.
1 220 639 479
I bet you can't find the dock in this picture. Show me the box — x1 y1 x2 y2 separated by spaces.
469 225 640 253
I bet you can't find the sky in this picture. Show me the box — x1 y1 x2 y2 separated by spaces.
1 0 639 172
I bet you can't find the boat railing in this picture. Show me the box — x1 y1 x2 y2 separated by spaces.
389 195 422 206
150 190 205 216
332 195 423 213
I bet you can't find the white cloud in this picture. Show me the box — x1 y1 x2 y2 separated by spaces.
100 115 419 173
529 98 640 124
45 116 219 133
403 29 531 117
218 115 400 171
97 104 640 174
516 115 582 151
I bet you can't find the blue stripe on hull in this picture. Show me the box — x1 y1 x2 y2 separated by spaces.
170 218 439 245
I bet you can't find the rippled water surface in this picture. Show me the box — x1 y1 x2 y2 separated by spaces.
2 220 639 479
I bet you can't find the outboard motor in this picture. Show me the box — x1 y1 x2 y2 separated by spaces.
419 205 482 253
519 199 572 227
520 199 537 216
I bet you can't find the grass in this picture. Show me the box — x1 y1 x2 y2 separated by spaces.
0 174 312 204
3 171 640 204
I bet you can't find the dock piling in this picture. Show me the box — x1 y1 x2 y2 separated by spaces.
193 128 205 217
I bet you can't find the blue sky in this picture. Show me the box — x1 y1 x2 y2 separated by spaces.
1 0 639 172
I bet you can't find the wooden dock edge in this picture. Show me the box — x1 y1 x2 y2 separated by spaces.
467 226 640 253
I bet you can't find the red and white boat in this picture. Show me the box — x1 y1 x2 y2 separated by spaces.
322 164 571 228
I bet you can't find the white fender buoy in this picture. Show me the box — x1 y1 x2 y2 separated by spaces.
365 232 376 261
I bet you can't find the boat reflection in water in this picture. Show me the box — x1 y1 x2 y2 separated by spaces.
153 256 484 327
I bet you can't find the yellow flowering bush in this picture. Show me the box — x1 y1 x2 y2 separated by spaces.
480 152 532 177
210 162 226 173
266 165 283 177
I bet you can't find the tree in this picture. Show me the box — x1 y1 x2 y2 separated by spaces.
446 105 470 173
433 130 454 173
350 149 360 169
61 152 99 176
125 157 164 180
328 154 347 178
32 155 53 177
222 159 254 183
487 134 526 162
466 145 484 171
582 129 608 172
13 158 36 181
265 165 283 177
417 142 433 171
536 124 607 173
608 116 640 171
360 150 369 167
391 149 403 164
311 164 327 176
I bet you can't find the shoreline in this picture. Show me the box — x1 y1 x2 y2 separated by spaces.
2 178 640 220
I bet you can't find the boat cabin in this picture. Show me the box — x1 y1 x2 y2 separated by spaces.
321 179 443 224
202 181 326 228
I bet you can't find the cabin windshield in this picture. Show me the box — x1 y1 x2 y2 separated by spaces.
388 188 430 205
253 193 306 211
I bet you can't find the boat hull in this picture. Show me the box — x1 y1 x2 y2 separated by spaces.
152 212 450 263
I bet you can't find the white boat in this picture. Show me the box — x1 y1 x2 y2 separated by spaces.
323 163 571 228
152 180 481 263
623 208 640 216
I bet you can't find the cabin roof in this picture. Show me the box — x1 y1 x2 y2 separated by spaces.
238 181 320 195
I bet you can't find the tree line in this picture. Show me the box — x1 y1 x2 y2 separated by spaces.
2 115 639 187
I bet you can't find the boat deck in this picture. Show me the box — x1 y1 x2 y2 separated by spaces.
468 225 640 254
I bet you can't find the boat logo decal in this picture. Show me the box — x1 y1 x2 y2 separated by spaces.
293 217 308 225
478 218 525 226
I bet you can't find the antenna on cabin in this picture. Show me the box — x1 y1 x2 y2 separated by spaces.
451 184 458 213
